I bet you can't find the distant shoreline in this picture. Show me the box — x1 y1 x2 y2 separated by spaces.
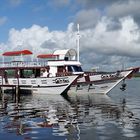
133 72 140 77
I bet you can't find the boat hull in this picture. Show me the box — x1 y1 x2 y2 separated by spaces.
68 78 122 94
0 75 77 95
68 70 133 95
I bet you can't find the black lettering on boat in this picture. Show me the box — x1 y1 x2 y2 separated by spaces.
31 80 36 84
55 79 60 84
41 80 47 84
21 80 26 84
101 73 118 79
53 77 69 84
13 80 17 84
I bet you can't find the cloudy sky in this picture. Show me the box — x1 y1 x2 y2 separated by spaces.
0 0 140 71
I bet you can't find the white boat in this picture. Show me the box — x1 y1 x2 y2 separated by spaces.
0 49 139 95
37 49 139 95
0 50 78 95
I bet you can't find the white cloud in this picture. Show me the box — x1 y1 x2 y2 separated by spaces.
106 0 140 18
80 16 140 57
56 0 70 6
78 16 140 70
0 16 140 71
48 0 70 8
0 17 7 26
1 24 76 54
9 0 22 7
74 9 101 29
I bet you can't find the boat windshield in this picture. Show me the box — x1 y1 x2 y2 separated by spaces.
68 65 83 72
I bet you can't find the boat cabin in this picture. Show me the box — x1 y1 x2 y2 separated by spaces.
1 50 49 79
1 49 83 79
46 49 83 76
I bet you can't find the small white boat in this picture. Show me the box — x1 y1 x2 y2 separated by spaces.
0 50 78 95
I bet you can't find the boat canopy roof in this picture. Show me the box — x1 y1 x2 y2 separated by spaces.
37 54 59 59
2 50 33 56
53 49 77 60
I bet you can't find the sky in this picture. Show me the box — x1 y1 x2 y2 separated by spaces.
0 0 140 71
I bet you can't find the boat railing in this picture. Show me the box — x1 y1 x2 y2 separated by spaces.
84 71 97 76
0 61 48 68
56 72 73 77
84 71 118 76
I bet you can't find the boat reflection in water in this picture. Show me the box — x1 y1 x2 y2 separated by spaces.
0 93 140 140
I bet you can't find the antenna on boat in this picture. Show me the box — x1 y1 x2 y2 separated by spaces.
76 24 80 62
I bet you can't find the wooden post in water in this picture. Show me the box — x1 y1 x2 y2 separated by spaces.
0 87 2 100
12 87 14 100
0 74 4 100
0 87 6 109
15 85 19 103
0 87 4 101
15 69 20 103
0 87 7 109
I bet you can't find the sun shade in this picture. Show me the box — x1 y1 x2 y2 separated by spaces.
2 50 33 56
37 54 59 59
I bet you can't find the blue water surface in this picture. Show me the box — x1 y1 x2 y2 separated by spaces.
0 78 140 140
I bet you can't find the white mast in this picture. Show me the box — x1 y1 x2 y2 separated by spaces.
77 24 80 62
2 56 4 67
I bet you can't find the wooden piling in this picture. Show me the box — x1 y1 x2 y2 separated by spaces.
0 87 4 100
15 85 20 103
0 87 2 100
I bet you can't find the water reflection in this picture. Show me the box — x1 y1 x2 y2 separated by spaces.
66 93 140 139
0 92 140 140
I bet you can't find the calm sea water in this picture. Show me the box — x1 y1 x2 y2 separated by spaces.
0 78 140 140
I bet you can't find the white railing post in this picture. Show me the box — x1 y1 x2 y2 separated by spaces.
77 24 80 62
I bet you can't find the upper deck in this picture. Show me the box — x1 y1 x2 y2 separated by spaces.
0 59 82 68
0 61 48 69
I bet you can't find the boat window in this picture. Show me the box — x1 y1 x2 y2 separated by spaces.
34 69 40 77
68 66 83 72
21 69 41 78
68 66 73 72
20 69 24 78
6 70 16 78
64 57 69 61
23 70 33 78
57 66 65 72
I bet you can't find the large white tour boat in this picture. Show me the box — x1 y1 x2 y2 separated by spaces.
0 50 78 95
0 49 139 95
